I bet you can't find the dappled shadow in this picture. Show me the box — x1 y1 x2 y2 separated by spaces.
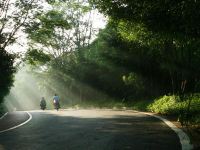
0 111 181 150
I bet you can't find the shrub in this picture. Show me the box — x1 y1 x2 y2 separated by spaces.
147 94 200 125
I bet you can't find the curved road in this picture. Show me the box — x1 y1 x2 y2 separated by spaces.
0 109 181 150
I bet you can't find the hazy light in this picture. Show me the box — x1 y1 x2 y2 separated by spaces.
3 65 110 111
4 66 44 111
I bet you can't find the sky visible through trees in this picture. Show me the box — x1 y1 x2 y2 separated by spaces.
0 0 200 126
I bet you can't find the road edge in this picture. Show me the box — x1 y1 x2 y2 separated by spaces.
142 112 193 150
0 111 32 134
0 112 8 120
63 108 193 150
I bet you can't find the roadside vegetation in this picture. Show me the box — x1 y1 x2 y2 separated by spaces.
61 95 200 126
0 0 200 133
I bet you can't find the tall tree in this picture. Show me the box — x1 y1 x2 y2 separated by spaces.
26 0 95 58
0 0 44 103
90 0 200 94
90 0 200 37
25 0 100 101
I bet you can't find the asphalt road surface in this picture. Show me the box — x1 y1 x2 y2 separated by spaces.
0 109 181 150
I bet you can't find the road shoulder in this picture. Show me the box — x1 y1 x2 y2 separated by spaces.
0 111 30 132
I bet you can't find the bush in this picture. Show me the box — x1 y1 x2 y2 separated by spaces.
147 95 179 114
147 94 200 125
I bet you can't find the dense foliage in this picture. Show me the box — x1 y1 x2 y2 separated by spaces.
88 0 200 125
90 0 200 37
90 0 200 94
0 49 15 103
0 0 44 103
25 0 200 101
2 0 198 125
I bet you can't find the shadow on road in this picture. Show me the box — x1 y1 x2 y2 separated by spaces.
0 111 181 150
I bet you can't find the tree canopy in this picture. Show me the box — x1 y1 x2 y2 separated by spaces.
0 0 44 103
3 0 200 109
90 0 200 37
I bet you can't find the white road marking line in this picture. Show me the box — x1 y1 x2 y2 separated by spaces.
142 112 193 150
0 109 194 150
0 112 32 134
0 112 8 120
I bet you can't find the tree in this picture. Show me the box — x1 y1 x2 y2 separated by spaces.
90 0 200 37
0 0 44 103
90 0 200 94
0 48 15 102
0 0 44 50
25 0 101 102
26 0 95 58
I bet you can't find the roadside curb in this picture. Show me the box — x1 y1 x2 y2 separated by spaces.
0 112 32 134
141 112 193 150
0 112 8 120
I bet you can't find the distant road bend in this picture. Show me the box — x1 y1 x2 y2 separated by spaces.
0 109 185 150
